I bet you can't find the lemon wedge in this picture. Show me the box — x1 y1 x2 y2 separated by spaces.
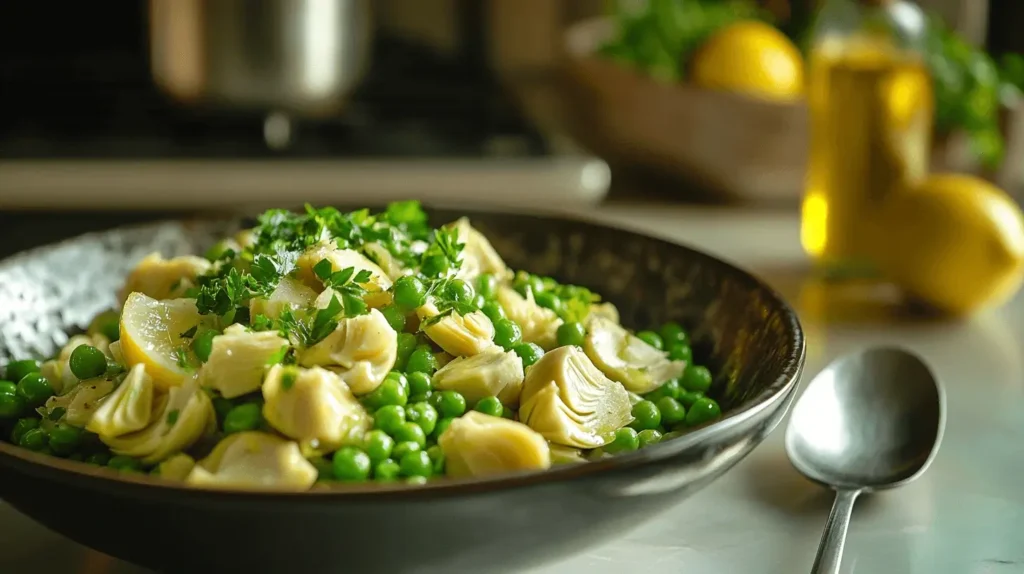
120 292 208 388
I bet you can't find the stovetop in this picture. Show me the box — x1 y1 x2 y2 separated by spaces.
0 4 548 160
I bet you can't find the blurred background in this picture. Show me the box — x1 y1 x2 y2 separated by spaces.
0 0 1020 211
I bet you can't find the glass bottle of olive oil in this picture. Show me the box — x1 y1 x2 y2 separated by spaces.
801 0 933 276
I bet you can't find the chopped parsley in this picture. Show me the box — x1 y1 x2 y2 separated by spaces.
166 409 180 426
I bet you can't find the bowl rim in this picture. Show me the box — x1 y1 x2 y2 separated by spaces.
0 208 806 501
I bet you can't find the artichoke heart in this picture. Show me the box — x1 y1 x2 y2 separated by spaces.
431 348 525 407
297 308 397 395
417 300 498 357
101 375 215 465
42 377 116 427
589 302 620 324
198 324 290 399
155 453 197 481
438 411 551 478
495 285 563 350
86 364 155 437
548 443 587 465
186 431 318 492
42 333 114 395
583 315 686 394
262 364 371 452
296 242 393 308
363 241 408 281
119 252 211 303
519 345 632 449
249 277 317 321
448 217 512 282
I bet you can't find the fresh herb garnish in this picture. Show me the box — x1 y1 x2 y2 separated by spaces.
179 325 198 339
48 407 67 421
166 409 180 426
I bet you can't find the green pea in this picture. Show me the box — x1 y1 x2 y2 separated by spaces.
445 279 475 305
629 400 661 431
85 452 111 466
332 447 372 481
659 322 688 346
5 360 40 384
311 457 334 482
556 322 586 347
526 275 546 295
474 396 505 418
636 330 664 350
655 396 687 426
512 342 544 367
604 427 639 454
491 319 522 350
0 392 26 419
407 371 432 397
223 402 263 434
432 417 455 440
502 406 514 419
19 428 49 451
481 300 507 323
394 333 419 372
534 291 563 314
107 455 142 471
374 458 401 481
638 429 663 448
406 346 438 376
668 344 693 363
392 422 427 448
409 392 432 404
362 430 395 463
393 275 427 310
476 273 498 299
89 310 121 343
681 365 713 393
399 450 433 478
391 441 421 461
48 423 83 456
643 379 680 402
420 254 449 277
406 402 438 436
678 390 705 408
16 373 54 408
10 418 39 444
380 305 407 333
68 345 107 380
212 396 234 422
364 372 409 410
406 475 429 485
431 391 466 418
373 405 407 435
192 330 218 363
426 445 446 474
685 397 722 426
0 380 16 395
470 294 486 311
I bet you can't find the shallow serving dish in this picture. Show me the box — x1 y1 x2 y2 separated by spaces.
0 208 804 574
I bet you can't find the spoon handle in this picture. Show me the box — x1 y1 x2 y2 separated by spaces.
811 488 861 574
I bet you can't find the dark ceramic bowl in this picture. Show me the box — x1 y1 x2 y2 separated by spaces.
0 209 804 574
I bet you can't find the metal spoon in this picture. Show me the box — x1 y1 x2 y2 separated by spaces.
785 347 945 574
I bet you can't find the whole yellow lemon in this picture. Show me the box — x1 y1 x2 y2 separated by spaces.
690 21 804 103
872 174 1024 316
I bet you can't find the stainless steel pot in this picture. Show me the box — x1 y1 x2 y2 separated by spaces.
148 0 373 117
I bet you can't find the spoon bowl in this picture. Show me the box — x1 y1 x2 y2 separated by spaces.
786 346 944 573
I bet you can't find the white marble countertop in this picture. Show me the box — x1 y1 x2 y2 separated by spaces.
2 203 1022 574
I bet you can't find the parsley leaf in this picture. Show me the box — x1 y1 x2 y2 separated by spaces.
179 325 198 339
309 294 343 345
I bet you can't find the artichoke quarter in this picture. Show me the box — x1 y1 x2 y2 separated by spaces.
431 348 525 407
186 431 318 491
583 315 685 394
416 300 498 357
297 307 397 395
199 324 290 399
438 411 550 478
518 345 633 449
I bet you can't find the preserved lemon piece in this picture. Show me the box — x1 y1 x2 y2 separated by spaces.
583 315 685 394
86 364 154 437
417 301 497 357
186 431 318 491
198 324 289 399
518 346 632 449
431 348 525 407
296 242 393 308
438 411 550 478
298 308 397 395
119 293 211 389
448 217 512 282
872 174 1024 315
262 364 371 452
119 252 211 302
100 376 215 465
495 286 561 350
248 277 317 321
